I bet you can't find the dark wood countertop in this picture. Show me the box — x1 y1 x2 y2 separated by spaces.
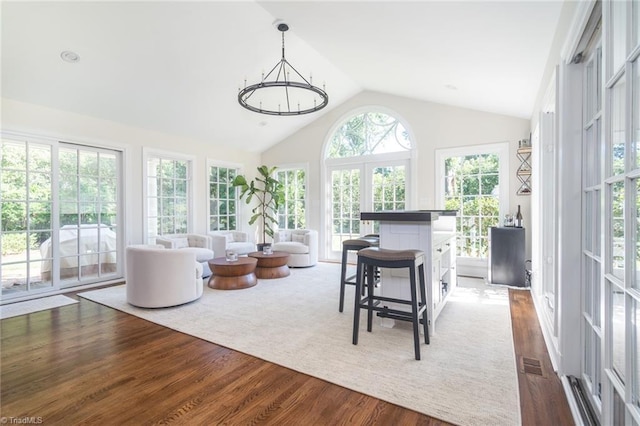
360 210 458 222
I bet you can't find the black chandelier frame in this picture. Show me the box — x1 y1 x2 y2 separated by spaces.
238 23 329 116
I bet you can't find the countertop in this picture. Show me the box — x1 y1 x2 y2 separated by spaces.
360 210 458 222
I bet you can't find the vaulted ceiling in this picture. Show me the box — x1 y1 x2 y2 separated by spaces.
2 1 564 152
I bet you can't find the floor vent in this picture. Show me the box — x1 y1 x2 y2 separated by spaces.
520 356 544 376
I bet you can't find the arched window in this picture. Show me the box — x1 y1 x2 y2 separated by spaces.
327 112 411 158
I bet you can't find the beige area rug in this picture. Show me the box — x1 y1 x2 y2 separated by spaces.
79 262 520 425
0 295 78 319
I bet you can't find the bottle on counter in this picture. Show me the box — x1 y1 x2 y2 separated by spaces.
515 205 523 228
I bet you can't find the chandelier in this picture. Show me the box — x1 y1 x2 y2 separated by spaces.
238 22 329 116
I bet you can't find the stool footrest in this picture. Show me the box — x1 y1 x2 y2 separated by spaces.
361 295 412 306
376 311 428 324
359 301 427 320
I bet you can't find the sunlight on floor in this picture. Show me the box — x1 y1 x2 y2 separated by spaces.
449 276 511 306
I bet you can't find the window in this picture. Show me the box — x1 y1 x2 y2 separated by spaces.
328 112 411 158
208 164 238 231
436 143 509 263
276 167 306 229
145 152 192 242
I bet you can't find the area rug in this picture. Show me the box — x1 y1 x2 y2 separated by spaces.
0 295 78 319
79 262 520 425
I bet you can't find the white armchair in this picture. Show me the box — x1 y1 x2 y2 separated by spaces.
272 229 318 267
155 233 214 277
209 231 254 257
126 245 204 308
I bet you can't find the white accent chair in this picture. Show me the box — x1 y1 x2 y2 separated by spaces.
209 231 255 257
272 229 318 267
126 245 204 308
154 233 214 277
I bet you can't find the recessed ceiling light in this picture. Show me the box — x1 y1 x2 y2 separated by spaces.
60 51 80 63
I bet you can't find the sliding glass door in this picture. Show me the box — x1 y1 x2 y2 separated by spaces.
1 136 123 300
57 144 120 286
1 139 54 297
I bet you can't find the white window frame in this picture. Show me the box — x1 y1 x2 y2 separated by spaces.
275 162 309 230
206 159 242 232
435 142 510 276
142 148 195 242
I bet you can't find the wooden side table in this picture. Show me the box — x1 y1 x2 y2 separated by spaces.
207 257 257 290
248 251 290 279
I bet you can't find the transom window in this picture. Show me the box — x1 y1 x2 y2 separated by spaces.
328 112 411 158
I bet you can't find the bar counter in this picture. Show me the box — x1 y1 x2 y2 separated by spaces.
360 210 458 334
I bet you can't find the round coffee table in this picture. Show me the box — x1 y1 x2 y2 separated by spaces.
248 251 290 279
207 257 258 290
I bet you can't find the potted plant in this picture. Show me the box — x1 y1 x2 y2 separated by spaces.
232 165 285 250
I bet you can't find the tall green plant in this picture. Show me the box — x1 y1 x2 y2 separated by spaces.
232 165 284 244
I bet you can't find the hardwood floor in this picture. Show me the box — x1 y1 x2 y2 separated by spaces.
1 286 573 425
509 289 574 425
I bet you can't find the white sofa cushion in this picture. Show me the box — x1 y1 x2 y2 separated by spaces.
273 241 309 255
181 247 214 262
173 237 190 249
227 241 254 254
210 231 254 257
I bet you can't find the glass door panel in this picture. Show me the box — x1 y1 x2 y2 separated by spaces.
330 167 361 256
1 139 54 298
328 160 409 259
611 77 626 177
581 42 604 410
57 145 120 288
610 281 626 381
443 153 501 260
611 180 625 281
369 163 407 234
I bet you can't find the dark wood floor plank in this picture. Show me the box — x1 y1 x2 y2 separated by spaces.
509 289 574 426
1 288 571 425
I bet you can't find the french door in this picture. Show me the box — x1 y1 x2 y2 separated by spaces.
327 156 408 260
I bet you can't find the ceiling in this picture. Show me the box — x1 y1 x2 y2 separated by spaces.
2 1 564 153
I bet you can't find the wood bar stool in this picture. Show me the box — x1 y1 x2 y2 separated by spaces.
339 237 379 312
352 247 429 360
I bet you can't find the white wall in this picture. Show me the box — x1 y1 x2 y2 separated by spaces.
261 90 532 260
1 98 261 246
2 90 534 261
